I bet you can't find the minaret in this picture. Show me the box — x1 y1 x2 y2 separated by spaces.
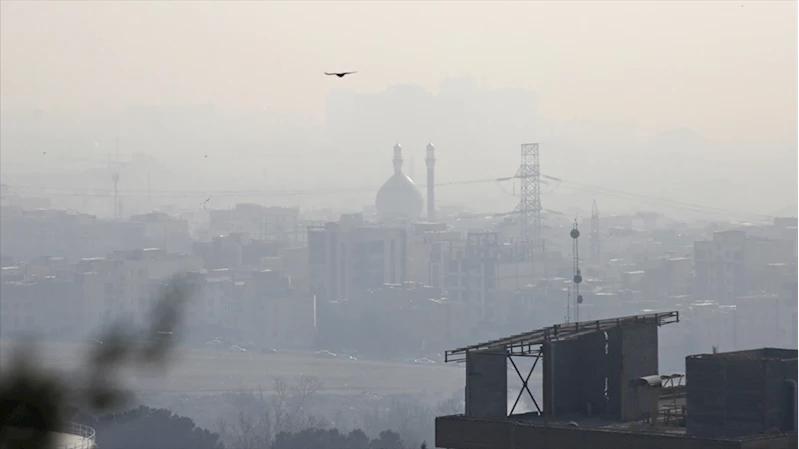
426 143 436 220
393 143 403 174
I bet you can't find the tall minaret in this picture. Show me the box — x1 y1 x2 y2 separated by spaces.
426 143 436 220
393 143 403 174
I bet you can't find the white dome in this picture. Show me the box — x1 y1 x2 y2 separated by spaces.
375 173 424 221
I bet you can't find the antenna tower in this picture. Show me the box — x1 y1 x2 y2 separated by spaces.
570 220 583 322
591 199 600 265
515 143 542 251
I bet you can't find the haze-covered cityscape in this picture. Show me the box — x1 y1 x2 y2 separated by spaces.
0 2 797 449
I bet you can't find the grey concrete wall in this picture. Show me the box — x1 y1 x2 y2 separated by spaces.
465 349 507 419
543 331 610 417
436 415 797 449
580 330 610 416
605 324 659 420
606 327 623 416
687 354 799 438
620 323 660 421
543 337 582 415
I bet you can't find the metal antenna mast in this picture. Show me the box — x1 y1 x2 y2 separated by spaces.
590 199 600 265
515 143 542 250
570 220 583 322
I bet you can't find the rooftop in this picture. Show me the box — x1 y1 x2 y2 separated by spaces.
445 311 679 362
687 347 797 361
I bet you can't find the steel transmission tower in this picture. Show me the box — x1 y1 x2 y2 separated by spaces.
590 199 600 265
515 143 542 250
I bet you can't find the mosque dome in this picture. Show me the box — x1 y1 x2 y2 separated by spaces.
375 144 424 221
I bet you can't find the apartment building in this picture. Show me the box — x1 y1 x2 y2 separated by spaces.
693 230 747 303
243 269 316 348
208 203 301 243
129 211 192 254
308 214 407 302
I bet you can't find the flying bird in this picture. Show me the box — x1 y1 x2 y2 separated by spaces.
325 71 357 78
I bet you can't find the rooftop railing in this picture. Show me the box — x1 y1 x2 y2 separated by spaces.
55 422 96 449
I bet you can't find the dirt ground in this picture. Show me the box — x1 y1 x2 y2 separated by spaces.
0 339 468 400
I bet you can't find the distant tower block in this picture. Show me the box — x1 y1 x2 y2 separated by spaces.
591 199 600 265
112 172 120 220
514 143 542 250
426 143 436 220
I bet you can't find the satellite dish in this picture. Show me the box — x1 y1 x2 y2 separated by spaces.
577 295 584 304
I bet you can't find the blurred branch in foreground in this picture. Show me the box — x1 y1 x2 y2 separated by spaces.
0 275 195 449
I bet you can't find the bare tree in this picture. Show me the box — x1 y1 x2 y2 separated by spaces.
218 387 274 449
217 375 325 449
435 390 465 416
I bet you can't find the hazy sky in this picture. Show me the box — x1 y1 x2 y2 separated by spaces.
1 1 796 143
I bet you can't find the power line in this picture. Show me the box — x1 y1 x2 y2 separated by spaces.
5 172 771 220
542 175 771 220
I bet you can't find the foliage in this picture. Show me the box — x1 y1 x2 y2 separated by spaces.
272 427 405 449
76 406 224 449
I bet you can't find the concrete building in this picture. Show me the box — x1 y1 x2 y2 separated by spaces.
733 295 790 350
208 203 301 243
406 222 460 288
0 209 145 263
435 312 797 449
308 215 407 302
243 269 317 348
686 348 798 438
358 282 470 356
446 232 542 321
130 211 192 254
694 230 747 303
278 245 310 292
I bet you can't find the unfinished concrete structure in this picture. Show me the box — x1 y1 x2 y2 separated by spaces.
436 312 798 449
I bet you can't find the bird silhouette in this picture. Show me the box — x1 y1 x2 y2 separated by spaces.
325 71 357 78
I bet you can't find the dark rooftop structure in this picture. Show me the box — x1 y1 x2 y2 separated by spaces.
436 312 798 449
687 348 798 438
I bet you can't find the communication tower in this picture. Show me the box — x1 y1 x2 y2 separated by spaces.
571 220 583 322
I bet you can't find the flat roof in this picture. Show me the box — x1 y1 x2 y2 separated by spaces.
445 311 679 362
688 348 797 361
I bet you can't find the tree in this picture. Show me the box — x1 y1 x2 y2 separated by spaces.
359 400 433 447
370 430 404 449
217 375 326 449
271 427 405 449
78 406 224 449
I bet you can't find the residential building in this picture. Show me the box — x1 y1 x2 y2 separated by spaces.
308 214 407 302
